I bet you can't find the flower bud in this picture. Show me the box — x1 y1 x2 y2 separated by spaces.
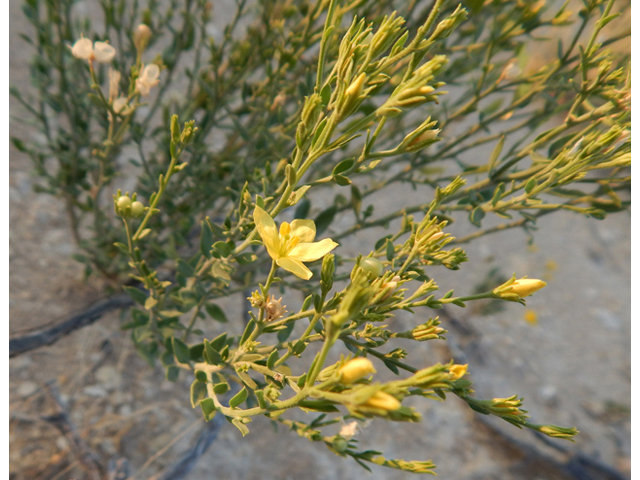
339 358 376 384
117 195 132 210
360 257 383 277
538 425 579 440
362 391 401 411
332 436 348 453
501 278 546 298
134 24 152 53
130 201 145 217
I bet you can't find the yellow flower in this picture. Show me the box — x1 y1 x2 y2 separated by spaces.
254 206 338 280
339 358 376 384
449 364 468 381
362 391 401 411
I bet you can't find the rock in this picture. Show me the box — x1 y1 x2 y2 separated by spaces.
16 381 38 398
84 385 108 397
95 365 121 391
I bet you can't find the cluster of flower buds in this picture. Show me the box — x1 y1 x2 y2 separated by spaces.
395 117 441 153
376 55 447 117
114 192 145 218
108 68 132 116
405 317 446 341
70 37 116 63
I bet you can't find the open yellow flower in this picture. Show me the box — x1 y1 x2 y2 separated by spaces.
254 206 338 280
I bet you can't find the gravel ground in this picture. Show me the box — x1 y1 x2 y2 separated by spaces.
9 1 630 479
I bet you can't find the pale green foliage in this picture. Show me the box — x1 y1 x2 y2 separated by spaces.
12 0 629 473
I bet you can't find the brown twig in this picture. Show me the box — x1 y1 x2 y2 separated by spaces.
41 382 103 480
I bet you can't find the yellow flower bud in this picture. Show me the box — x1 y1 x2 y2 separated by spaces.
503 278 547 298
339 358 376 384
345 72 366 99
449 364 467 381
363 391 401 411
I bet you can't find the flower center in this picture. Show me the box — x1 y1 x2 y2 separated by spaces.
279 222 300 256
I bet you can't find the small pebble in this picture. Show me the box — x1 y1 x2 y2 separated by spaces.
16 382 38 398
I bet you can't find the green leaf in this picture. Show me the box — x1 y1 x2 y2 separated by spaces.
190 380 208 408
231 418 250 436
213 382 229 394
210 333 228 351
267 350 280 369
200 398 216 420
200 220 214 258
294 198 311 219
385 239 394 261
165 366 180 382
213 241 232 257
333 174 351 186
488 135 505 175
205 303 228 323
123 286 148 306
351 184 362 216
469 207 485 227
229 387 248 408
314 206 337 235
277 321 295 343
195 370 208 382
525 178 537 194
172 338 191 364
189 343 205 360
332 159 355 175
204 339 223 365
491 183 505 207
240 320 257 345
236 370 257 389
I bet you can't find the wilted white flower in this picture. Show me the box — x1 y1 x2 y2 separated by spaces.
112 97 131 115
135 64 160 96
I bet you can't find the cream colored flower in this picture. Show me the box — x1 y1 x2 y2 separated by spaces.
339 358 376 384
70 38 116 63
135 64 160 96
112 97 132 115
71 38 93 60
94 42 116 63
253 206 338 280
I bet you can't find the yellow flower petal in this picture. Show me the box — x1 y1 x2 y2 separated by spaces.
290 238 338 262
289 219 316 242
254 206 281 259
276 257 313 280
